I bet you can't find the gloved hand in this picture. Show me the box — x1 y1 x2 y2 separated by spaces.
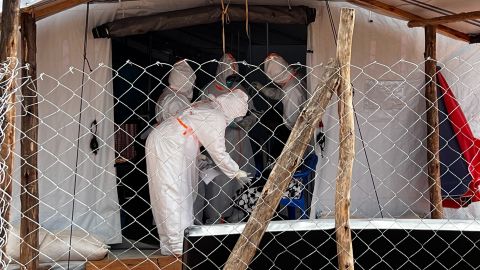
197 154 212 170
235 170 253 187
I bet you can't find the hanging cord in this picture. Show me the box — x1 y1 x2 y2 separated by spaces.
67 2 93 268
245 0 249 38
326 1 383 218
221 0 231 54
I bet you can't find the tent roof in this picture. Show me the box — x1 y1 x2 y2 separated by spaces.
348 0 480 42
2 0 480 42
378 0 480 34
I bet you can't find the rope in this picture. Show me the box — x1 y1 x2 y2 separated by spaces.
326 1 384 218
67 2 91 268
245 0 249 38
221 0 229 54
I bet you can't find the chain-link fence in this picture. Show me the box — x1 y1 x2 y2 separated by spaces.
0 55 479 269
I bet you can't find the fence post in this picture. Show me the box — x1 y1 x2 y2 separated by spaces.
20 12 40 270
0 0 20 262
334 8 356 270
424 25 443 219
223 8 356 270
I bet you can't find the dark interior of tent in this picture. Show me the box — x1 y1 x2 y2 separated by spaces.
110 21 308 245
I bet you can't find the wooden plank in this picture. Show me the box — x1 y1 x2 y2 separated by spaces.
223 8 355 270
408 11 480 28
85 256 182 270
0 0 20 262
334 8 356 270
22 0 91 21
347 0 470 42
424 25 443 219
20 12 40 270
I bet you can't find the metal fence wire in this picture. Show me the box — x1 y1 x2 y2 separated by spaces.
0 56 480 269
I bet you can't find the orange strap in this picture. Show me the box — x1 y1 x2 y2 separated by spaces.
177 118 192 136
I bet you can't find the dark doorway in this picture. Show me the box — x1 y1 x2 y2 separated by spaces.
111 21 308 245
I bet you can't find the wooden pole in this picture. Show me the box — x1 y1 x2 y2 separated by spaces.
334 8 356 270
0 0 20 259
223 8 356 270
408 11 480 28
347 0 469 43
20 12 39 270
424 25 443 219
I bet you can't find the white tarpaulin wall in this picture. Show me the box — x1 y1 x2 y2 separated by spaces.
10 3 122 244
308 2 480 219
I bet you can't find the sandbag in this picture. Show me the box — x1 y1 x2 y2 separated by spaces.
6 226 108 263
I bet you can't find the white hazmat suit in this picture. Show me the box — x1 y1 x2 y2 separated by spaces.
262 53 307 129
198 54 256 224
146 89 250 255
140 60 195 140
155 60 196 124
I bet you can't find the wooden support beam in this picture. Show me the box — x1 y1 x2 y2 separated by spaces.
408 11 480 28
85 256 182 270
223 8 355 270
20 12 40 270
424 25 443 219
335 8 356 270
22 0 91 21
347 0 470 43
0 0 20 261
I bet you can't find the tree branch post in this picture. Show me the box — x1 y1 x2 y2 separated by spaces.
223 8 356 270
424 25 443 219
20 12 40 270
334 8 356 270
0 0 20 261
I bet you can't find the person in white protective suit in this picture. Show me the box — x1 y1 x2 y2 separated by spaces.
146 89 251 256
195 53 257 224
140 60 196 140
260 53 307 130
252 53 308 162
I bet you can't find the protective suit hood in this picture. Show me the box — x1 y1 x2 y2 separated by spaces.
264 53 294 85
168 60 196 100
214 89 248 124
216 53 239 85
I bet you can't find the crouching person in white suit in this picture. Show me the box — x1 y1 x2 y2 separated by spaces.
146 89 252 256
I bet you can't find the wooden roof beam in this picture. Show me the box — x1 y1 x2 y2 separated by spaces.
408 11 480 28
347 0 471 43
22 0 91 21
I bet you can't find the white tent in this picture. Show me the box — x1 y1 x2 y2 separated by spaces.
307 2 480 219
3 0 480 247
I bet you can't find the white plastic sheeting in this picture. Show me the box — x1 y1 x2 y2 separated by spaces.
308 2 480 219
10 3 122 244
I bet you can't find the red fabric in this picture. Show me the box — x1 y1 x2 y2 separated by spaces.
437 71 480 208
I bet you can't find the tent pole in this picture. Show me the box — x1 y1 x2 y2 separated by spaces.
424 25 443 219
0 0 20 263
19 12 40 270
334 8 356 270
